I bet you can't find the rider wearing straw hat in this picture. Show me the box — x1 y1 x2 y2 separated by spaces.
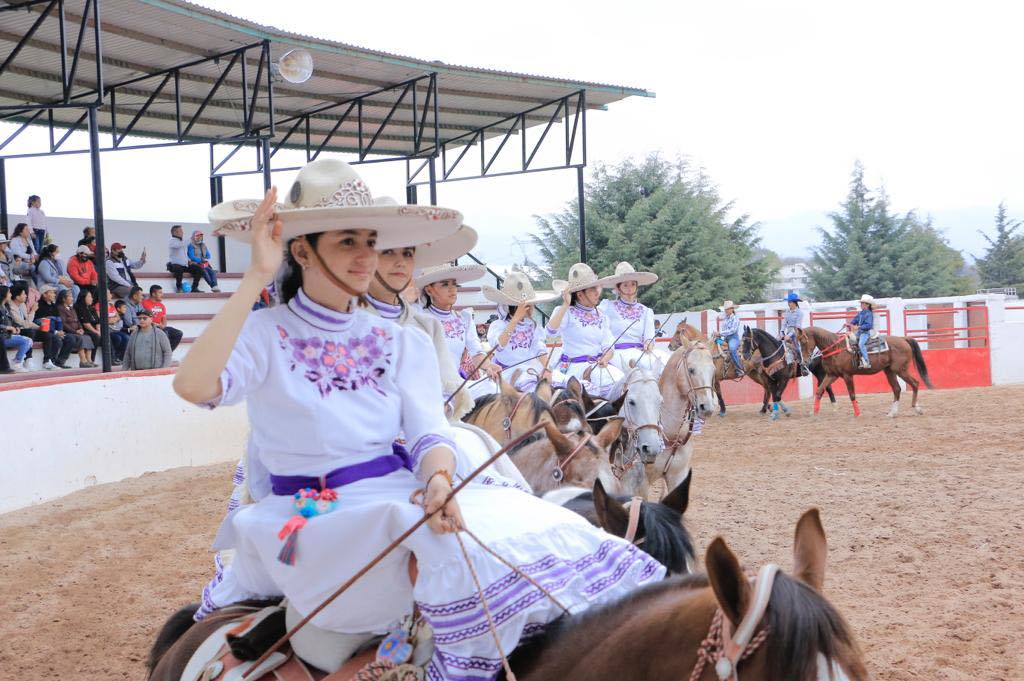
181 159 662 676
546 262 625 398
482 271 565 392
718 300 745 377
598 261 661 374
416 262 499 400
846 294 875 369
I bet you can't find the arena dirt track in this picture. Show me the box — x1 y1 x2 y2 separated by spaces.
1 384 1022 680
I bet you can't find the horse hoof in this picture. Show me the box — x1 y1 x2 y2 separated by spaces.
718 411 726 418
915 406 924 415
770 413 779 422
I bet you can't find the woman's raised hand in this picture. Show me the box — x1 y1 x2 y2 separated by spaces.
561 286 572 306
249 187 284 281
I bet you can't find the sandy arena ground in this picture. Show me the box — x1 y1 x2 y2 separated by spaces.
1 384 1022 680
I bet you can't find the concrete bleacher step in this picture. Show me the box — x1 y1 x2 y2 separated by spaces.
134 271 245 293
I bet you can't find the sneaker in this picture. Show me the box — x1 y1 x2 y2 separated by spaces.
175 285 184 293
212 287 222 293
43 360 58 371
55 362 70 369
81 361 98 368
11 361 28 373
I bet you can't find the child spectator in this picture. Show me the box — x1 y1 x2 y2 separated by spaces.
142 284 182 350
123 308 171 370
68 245 99 298
1 285 33 372
34 285 79 369
187 231 220 292
35 244 76 295
57 288 94 368
77 226 96 248
105 242 146 299
109 299 130 364
167 224 204 293
26 195 47 253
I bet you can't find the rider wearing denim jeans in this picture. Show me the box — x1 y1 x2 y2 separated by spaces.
847 294 875 368
719 300 744 377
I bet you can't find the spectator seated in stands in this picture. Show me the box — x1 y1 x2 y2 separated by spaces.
26 194 48 253
187 231 220 292
1 285 34 373
57 288 94 368
123 307 172 370
9 283 41 370
8 223 37 267
74 289 102 365
142 284 182 350
167 224 204 293
34 284 79 369
35 244 76 297
123 286 143 332
0 236 13 286
105 242 146 299
79 235 97 256
68 245 99 299
110 299 130 364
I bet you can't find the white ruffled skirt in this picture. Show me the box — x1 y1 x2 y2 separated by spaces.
609 346 665 375
555 359 624 400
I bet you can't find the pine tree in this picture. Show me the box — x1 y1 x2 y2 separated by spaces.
975 203 1024 288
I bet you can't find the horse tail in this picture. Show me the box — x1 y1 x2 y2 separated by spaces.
907 338 935 389
147 603 200 674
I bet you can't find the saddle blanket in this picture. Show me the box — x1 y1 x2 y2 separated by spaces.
845 332 889 355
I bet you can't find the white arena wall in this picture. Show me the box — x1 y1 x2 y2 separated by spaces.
0 370 247 514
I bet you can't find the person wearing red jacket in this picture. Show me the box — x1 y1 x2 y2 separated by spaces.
67 246 98 299
142 284 182 351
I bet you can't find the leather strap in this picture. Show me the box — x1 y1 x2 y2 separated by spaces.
624 496 644 543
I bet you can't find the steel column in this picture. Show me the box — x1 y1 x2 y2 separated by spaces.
210 175 226 273
577 166 586 264
0 158 7 237
260 137 272 191
87 107 112 372
428 157 437 206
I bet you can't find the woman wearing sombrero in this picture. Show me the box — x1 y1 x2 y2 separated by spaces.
482 271 565 392
546 262 625 398
176 159 663 677
598 261 661 374
416 262 499 400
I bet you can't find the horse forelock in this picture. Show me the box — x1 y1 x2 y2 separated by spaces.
638 501 695 575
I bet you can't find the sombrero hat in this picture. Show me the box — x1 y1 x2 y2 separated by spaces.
482 271 558 306
721 300 737 311
860 294 875 305
209 158 462 251
370 196 478 269
601 261 658 287
414 262 486 289
552 263 605 295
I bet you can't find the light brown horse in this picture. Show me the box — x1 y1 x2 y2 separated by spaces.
464 378 587 442
510 419 624 496
671 322 766 416
802 325 934 417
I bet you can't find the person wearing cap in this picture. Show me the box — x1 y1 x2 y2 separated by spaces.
123 307 172 370
483 271 565 392
846 294 875 369
363 213 476 419
779 291 808 376
106 242 146 299
597 261 661 374
718 300 745 377
67 244 99 299
545 263 625 398
416 262 500 400
187 230 220 292
167 225 205 293
178 159 662 674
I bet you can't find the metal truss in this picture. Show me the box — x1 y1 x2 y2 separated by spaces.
406 90 586 187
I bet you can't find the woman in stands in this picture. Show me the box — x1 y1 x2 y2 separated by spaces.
175 159 662 677
597 261 661 374
73 289 101 365
35 244 76 297
545 262 624 398
57 289 94 368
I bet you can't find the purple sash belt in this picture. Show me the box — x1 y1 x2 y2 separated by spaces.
614 342 644 350
560 353 601 364
270 443 412 496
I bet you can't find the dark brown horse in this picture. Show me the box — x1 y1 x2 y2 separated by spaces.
802 325 934 417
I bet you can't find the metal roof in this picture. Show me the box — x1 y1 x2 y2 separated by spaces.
0 0 653 157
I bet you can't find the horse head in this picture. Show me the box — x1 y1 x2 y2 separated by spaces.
662 338 717 420
524 419 622 496
620 366 664 464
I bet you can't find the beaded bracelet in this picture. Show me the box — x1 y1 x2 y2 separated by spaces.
426 468 453 489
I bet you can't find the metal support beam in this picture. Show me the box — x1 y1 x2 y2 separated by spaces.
0 158 7 237
260 137 272 191
577 166 586 264
428 157 437 206
87 106 112 372
210 174 225 273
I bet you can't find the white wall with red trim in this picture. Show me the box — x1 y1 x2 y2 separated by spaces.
0 369 246 514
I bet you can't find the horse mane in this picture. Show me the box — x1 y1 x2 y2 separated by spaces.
148 603 200 674
804 325 838 346
638 501 695 575
551 389 588 425
465 391 554 424
748 326 781 347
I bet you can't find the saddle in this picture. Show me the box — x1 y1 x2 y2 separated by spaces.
844 330 889 355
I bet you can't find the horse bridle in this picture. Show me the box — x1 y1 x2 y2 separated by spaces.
551 432 592 483
663 343 714 472
613 371 664 479
624 496 645 546
501 391 533 440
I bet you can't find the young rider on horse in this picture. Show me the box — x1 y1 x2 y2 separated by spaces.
780 292 808 376
718 300 744 377
184 159 663 678
846 294 875 369
417 263 500 400
546 263 625 398
598 261 661 374
483 271 563 392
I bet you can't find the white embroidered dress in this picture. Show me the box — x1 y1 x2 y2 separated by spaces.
486 317 566 392
547 304 625 399
201 289 663 680
598 298 664 374
425 305 497 400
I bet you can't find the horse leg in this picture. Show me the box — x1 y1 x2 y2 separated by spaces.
814 373 839 416
771 400 780 421
884 368 901 418
843 375 860 416
716 380 726 417
760 385 770 414
900 367 923 414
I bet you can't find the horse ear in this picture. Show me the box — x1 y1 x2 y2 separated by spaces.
706 537 752 629
535 377 553 402
609 391 627 415
510 368 522 386
500 376 519 398
595 416 624 450
592 478 630 537
566 376 584 401
792 508 827 591
542 420 576 459
660 469 691 515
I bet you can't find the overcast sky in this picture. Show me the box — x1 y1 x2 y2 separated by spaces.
3 0 1021 266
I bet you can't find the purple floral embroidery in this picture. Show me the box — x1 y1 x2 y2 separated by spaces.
613 299 643 321
570 305 603 328
508 321 535 350
277 325 392 397
441 315 466 341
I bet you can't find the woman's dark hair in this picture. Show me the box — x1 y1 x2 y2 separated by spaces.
40 244 58 260
570 291 579 306
503 304 519 321
280 233 322 303
11 223 28 239
57 289 73 306
75 289 93 310
0 285 9 304
27 195 39 208
10 282 29 299
114 300 127 310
